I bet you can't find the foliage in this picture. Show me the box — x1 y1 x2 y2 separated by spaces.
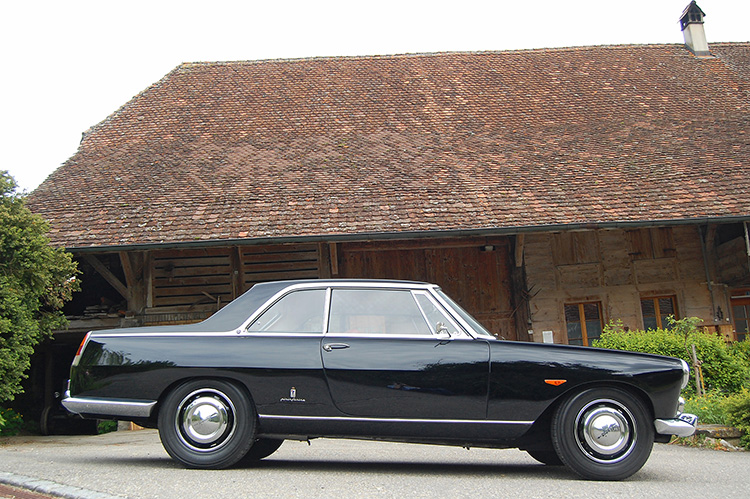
0 407 24 435
0 171 79 404
592 317 750 395
683 392 730 425
723 389 750 449
97 420 118 434
681 390 750 450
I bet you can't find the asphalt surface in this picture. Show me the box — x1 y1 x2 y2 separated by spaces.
1 429 749 498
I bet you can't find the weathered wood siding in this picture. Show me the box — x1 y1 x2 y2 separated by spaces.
524 226 714 344
717 236 750 286
337 238 516 339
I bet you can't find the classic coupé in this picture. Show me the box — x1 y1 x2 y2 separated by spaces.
62 279 696 480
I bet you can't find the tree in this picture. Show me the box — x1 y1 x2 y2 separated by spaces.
0 171 79 405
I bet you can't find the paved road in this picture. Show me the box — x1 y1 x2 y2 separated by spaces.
1 430 749 498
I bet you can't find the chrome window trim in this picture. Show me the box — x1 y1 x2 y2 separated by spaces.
322 287 332 334
90 331 241 338
243 285 329 334
324 286 462 339
323 333 474 341
240 281 432 332
258 414 533 425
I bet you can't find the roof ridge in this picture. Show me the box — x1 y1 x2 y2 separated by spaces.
176 43 691 68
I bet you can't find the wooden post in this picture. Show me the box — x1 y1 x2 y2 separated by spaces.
691 343 703 396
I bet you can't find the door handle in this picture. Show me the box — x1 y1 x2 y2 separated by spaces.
323 343 350 352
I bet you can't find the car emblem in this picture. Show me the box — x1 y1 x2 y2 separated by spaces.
280 386 306 403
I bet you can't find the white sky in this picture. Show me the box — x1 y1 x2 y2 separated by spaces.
1 0 748 192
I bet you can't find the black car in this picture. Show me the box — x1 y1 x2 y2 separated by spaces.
62 279 696 480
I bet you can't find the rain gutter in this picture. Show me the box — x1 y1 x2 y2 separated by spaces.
66 215 750 254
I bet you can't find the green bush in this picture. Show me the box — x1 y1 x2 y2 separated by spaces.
681 391 750 450
0 407 24 436
97 420 118 434
723 389 750 449
592 317 750 395
683 393 730 425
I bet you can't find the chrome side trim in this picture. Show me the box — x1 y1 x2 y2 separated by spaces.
62 394 157 418
258 414 533 425
654 416 697 437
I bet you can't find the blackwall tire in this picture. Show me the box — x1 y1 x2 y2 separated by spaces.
158 379 256 469
241 438 284 462
551 387 654 480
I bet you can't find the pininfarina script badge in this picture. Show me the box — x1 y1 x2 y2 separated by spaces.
280 386 306 403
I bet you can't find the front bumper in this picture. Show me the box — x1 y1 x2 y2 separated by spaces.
654 412 699 437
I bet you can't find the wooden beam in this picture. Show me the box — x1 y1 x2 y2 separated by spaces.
515 234 525 268
329 243 339 276
119 251 136 289
342 236 510 252
83 254 130 301
230 246 242 299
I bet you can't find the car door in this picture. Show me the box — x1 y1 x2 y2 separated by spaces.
321 287 490 420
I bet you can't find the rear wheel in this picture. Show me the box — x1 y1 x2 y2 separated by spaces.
551 387 654 480
158 379 256 469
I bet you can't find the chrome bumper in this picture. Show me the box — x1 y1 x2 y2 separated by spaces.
62 391 157 419
654 413 698 437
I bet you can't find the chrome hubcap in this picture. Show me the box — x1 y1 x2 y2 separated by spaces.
576 399 635 463
176 389 236 452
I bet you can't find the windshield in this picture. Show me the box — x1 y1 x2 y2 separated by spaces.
435 289 496 339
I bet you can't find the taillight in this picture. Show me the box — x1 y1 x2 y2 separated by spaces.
72 332 91 367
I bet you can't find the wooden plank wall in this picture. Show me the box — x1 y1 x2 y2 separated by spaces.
717 237 750 286
240 243 321 288
337 238 516 339
152 248 233 309
150 243 322 313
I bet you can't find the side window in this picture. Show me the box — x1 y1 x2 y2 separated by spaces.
248 289 326 333
328 289 432 335
414 292 462 336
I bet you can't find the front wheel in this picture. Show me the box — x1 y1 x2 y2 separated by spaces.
158 379 256 469
551 387 654 480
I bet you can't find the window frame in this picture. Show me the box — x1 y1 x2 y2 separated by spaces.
640 295 679 330
564 301 604 346
325 287 449 339
730 289 750 342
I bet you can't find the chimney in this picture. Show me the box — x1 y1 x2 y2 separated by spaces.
679 1 710 57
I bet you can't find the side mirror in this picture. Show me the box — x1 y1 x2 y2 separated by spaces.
435 322 451 339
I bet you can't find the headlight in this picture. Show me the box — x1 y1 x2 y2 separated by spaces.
680 359 690 390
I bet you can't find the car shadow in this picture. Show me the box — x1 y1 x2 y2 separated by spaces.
70 453 659 483
244 458 574 479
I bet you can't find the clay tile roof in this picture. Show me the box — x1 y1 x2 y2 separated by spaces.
27 43 750 249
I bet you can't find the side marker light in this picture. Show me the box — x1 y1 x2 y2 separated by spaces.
544 379 567 386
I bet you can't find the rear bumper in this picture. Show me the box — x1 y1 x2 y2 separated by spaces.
654 413 698 437
61 391 157 419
